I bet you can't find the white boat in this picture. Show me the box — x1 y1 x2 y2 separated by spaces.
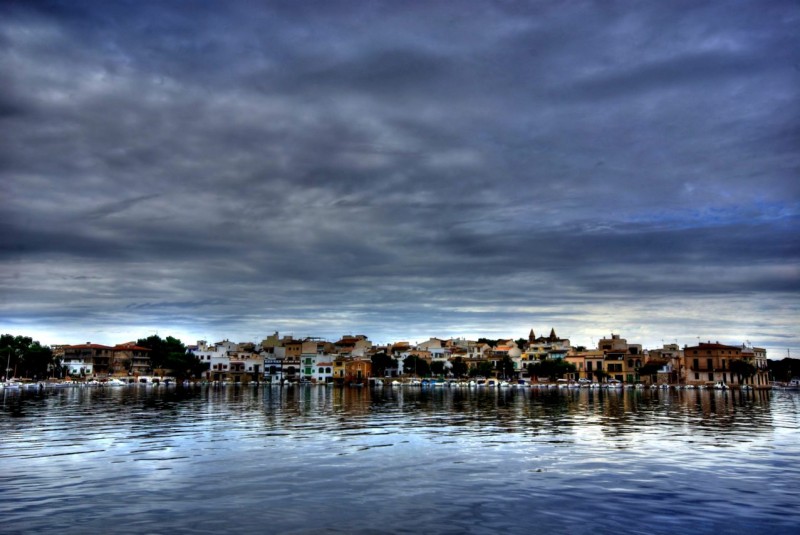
105 379 129 386
713 382 729 390
2 379 22 390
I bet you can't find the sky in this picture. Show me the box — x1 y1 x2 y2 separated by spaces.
1 1 798 356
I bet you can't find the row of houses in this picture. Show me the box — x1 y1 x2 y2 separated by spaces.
565 335 770 387
58 329 771 387
189 329 769 387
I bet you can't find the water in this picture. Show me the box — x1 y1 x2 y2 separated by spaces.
1 385 798 534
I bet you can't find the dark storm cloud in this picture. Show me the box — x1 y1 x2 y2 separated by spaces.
0 1 798 353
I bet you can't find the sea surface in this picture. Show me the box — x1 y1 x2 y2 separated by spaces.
1 385 798 534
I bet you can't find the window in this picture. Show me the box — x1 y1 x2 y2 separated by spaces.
708 373 713 381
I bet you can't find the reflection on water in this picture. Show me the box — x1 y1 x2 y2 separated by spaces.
1 386 798 534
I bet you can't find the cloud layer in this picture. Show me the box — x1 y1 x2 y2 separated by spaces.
1 1 798 353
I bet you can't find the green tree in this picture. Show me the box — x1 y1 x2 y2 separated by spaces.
527 358 576 381
1 334 57 380
593 369 608 383
136 335 204 379
637 362 662 384
768 358 799 382
729 359 757 385
403 355 430 377
371 352 394 377
137 335 187 371
498 355 516 379
430 360 446 376
470 360 495 378
450 357 468 378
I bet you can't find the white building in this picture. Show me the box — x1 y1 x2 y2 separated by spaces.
313 362 334 383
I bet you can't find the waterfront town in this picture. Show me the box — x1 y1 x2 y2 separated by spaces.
39 328 775 390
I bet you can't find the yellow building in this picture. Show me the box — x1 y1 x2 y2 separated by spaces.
565 350 605 381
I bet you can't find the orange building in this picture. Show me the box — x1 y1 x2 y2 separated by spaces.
683 342 742 386
344 360 372 384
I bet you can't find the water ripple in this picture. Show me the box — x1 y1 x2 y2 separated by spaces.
0 386 798 534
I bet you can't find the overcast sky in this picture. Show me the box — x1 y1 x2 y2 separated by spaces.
1 1 798 355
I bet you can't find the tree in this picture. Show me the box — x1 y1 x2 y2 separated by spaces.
430 360 446 376
450 357 468 378
729 359 757 385
593 369 608 383
768 358 800 383
403 355 430 377
371 352 394 377
1 334 57 380
137 335 187 370
470 360 495 378
136 335 203 379
527 358 576 382
498 355 516 379
637 362 662 384
477 338 498 348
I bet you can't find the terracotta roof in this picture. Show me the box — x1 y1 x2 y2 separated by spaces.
686 342 741 351
112 344 151 351
66 343 113 350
